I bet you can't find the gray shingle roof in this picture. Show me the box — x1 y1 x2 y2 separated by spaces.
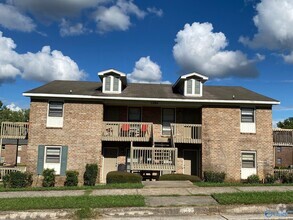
24 80 279 104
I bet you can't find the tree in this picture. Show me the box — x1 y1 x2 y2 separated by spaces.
277 117 293 129
0 101 29 126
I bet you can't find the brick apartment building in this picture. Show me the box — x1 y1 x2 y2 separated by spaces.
273 129 293 168
22 69 280 184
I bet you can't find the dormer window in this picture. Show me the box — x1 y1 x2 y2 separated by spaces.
98 69 127 94
185 79 201 96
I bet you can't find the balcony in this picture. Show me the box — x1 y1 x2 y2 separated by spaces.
1 122 29 139
171 123 202 144
102 122 153 142
273 129 293 146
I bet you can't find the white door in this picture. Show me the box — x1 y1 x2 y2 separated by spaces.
241 151 257 179
103 148 118 183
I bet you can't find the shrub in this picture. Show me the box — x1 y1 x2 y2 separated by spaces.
42 169 55 187
264 173 275 184
247 174 260 184
3 171 33 188
106 171 142 184
282 172 293 183
64 171 79 186
204 171 226 183
159 174 201 182
83 164 98 186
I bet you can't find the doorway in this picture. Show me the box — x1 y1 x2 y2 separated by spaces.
183 149 200 176
103 147 118 182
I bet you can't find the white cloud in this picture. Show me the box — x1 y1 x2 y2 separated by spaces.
173 22 259 78
147 7 163 17
59 19 89 37
282 52 293 64
6 103 21 111
127 56 169 83
0 31 86 84
240 0 293 62
0 3 36 32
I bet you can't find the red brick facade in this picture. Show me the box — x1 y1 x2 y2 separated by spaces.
274 146 293 168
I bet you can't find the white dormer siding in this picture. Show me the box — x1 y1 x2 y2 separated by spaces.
103 75 121 93
184 78 202 96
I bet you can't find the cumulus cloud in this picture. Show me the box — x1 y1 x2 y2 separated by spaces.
94 0 146 33
0 3 36 32
6 103 21 111
0 32 86 84
173 22 259 78
59 19 89 37
240 0 293 62
127 56 169 83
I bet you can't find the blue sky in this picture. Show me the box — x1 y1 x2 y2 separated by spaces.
0 0 292 126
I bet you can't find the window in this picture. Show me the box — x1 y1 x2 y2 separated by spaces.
241 108 254 123
242 152 256 168
185 79 201 96
162 108 175 135
276 147 282 153
103 76 121 93
45 147 61 163
277 158 282 164
2 145 5 150
128 107 141 122
49 102 63 117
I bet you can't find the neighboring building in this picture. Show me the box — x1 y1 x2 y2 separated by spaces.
23 69 279 184
273 129 293 168
1 139 28 166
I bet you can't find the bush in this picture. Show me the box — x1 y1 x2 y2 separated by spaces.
42 169 55 187
106 171 142 184
159 174 201 182
204 171 226 183
83 164 98 186
282 172 293 183
64 171 79 186
2 171 33 188
247 174 260 184
265 173 276 184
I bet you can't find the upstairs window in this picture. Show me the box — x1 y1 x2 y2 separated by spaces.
185 79 201 96
241 108 254 123
128 107 141 122
48 102 63 117
103 76 121 93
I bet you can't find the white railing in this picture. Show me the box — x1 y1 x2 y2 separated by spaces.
274 168 293 179
1 122 29 139
130 146 177 171
273 129 293 146
0 167 27 181
171 123 202 144
102 122 153 142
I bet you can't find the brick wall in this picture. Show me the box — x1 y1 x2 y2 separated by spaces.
1 144 27 166
274 146 293 167
202 106 273 181
27 99 103 185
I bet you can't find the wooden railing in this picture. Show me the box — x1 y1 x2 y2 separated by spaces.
0 167 27 181
171 123 202 144
274 168 293 179
102 122 153 142
1 122 29 139
130 146 177 171
273 129 293 146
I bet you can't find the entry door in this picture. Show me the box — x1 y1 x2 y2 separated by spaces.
241 151 257 179
162 108 175 135
183 150 199 176
103 148 118 182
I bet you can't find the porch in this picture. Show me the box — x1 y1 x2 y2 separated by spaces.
273 129 293 146
171 123 202 144
1 122 29 139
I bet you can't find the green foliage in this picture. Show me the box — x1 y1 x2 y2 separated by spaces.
42 169 55 187
3 171 33 188
83 164 98 186
75 207 94 219
264 174 276 184
281 172 293 183
159 174 201 182
203 171 226 183
246 174 260 184
277 117 293 129
64 171 79 187
0 100 29 127
106 171 142 184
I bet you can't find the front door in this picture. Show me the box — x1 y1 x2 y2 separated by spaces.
103 147 118 183
183 150 199 176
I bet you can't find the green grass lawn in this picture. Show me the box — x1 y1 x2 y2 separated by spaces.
0 195 145 211
195 182 293 187
0 183 143 192
213 191 293 205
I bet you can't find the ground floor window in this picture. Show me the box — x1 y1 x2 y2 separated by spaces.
241 152 256 168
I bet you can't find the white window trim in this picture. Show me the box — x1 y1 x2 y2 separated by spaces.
240 107 256 133
184 79 203 97
46 101 64 128
44 146 62 175
102 75 122 94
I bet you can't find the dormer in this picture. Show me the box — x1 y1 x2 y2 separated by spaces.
98 69 127 94
173 72 208 97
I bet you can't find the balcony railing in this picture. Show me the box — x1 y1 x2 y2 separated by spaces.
130 146 177 171
171 123 202 144
273 129 293 146
102 122 153 142
1 122 29 139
